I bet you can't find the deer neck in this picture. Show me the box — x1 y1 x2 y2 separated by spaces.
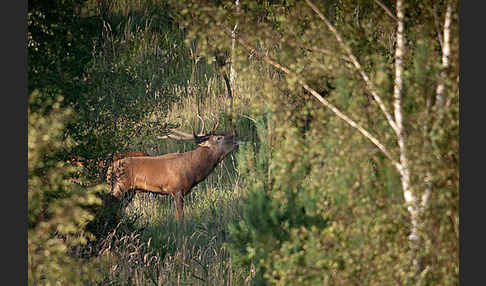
189 146 221 181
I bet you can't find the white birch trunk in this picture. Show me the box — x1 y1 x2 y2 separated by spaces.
435 1 453 108
250 1 455 278
422 0 453 224
392 0 422 275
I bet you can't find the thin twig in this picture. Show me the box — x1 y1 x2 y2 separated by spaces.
374 0 399 22
305 0 399 136
431 6 444 51
234 35 399 168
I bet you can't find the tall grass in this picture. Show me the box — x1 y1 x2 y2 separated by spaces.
93 63 255 285
75 1 267 284
95 167 252 285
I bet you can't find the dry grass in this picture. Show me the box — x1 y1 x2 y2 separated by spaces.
87 25 256 282
95 177 251 285
94 90 253 285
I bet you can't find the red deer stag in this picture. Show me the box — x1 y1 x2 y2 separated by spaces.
107 122 238 220
105 151 148 186
70 152 147 182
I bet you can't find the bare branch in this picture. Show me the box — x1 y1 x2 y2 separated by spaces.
431 7 444 50
374 0 399 22
235 35 400 168
305 0 399 136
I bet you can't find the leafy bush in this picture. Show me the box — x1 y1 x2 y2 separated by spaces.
28 90 104 285
228 116 328 285
177 1 458 284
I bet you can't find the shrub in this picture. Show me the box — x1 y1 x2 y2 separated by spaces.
28 90 104 285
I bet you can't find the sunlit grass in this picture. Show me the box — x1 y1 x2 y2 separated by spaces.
97 170 252 285
87 2 257 282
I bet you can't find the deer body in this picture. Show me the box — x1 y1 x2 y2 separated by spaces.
108 133 237 219
112 151 148 162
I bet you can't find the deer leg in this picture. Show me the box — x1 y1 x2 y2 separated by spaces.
172 191 184 220
110 179 135 213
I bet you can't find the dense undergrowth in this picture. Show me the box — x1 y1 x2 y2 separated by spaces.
29 1 458 285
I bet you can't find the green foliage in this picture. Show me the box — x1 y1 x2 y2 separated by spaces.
28 0 215 177
228 115 328 285
175 0 458 284
28 1 246 285
65 0 188 162
28 90 104 285
28 0 99 93
27 0 458 284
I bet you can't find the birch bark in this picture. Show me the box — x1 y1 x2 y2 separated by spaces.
231 0 455 280
422 0 453 214
392 0 422 275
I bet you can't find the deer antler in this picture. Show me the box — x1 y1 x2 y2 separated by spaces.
208 121 219 134
158 116 218 143
192 114 206 137
157 129 199 141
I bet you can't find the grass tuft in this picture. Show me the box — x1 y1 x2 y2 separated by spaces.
96 179 252 285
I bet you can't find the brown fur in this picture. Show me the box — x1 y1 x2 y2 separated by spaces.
112 152 148 162
109 134 238 219
105 152 148 183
